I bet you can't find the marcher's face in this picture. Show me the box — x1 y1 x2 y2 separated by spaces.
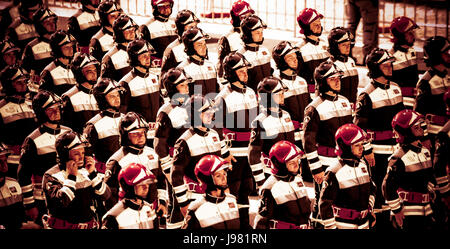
251 28 263 43
105 89 121 108
176 82 189 95
12 78 28 93
310 18 322 34
235 67 248 83
193 39 207 57
43 17 57 33
138 51 152 68
123 27 137 41
69 146 85 168
442 49 450 68
82 64 98 82
184 22 197 32
338 41 351 56
351 142 364 158
200 110 214 125
327 76 341 92
45 103 61 122
411 123 425 137
134 183 149 198
3 52 17 66
212 169 227 188
158 3 172 16
284 52 298 69
61 42 75 57
286 156 300 175
128 128 147 147
273 91 285 106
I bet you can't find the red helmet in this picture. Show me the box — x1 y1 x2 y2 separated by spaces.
269 140 304 176
118 163 156 199
297 8 323 35
230 0 255 26
335 124 367 158
390 16 419 44
195 155 230 192
391 109 425 144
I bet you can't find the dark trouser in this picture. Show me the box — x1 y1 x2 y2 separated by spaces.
167 183 185 229
372 153 392 231
346 0 379 61
395 215 433 230
34 199 47 228
228 156 255 230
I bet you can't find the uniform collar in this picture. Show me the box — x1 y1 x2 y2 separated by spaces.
340 158 360 168
372 80 390 90
332 54 349 62
193 127 210 137
102 27 113 36
82 6 97 14
5 96 26 104
245 45 259 52
229 83 247 94
305 36 320 46
205 192 226 204
279 71 296 80
124 145 144 155
402 143 422 153
320 92 338 101
54 59 71 69
102 109 121 118
189 56 205 65
78 84 94 94
132 68 149 78
393 44 409 53
116 43 127 51
123 199 144 211
39 124 61 135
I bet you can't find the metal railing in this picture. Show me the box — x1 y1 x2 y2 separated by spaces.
41 0 449 42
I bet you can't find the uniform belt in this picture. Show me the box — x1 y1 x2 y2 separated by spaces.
332 206 369 220
425 114 448 126
397 188 430 204
270 220 312 229
317 146 337 157
47 216 97 229
400 87 416 97
371 144 398 154
223 128 251 142
366 130 395 141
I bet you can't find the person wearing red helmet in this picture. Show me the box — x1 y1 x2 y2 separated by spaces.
171 95 232 225
68 0 101 54
253 140 314 229
216 0 254 78
382 110 438 230
102 162 160 229
295 8 330 94
345 0 379 65
139 0 177 66
104 112 168 220
182 154 240 229
389 16 420 109
319 124 376 229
